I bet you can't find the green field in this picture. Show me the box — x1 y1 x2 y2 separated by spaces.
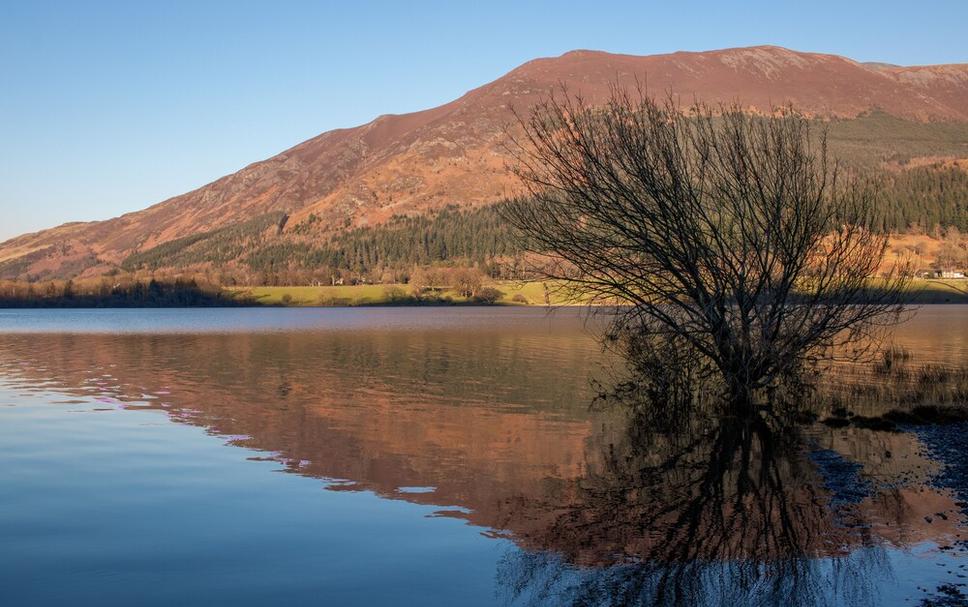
233 284 396 306
227 281 578 306
227 278 968 307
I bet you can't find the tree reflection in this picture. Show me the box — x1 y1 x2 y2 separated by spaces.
497 397 892 606
0 329 956 605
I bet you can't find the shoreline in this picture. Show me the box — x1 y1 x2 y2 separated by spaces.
1 278 967 308
229 279 968 307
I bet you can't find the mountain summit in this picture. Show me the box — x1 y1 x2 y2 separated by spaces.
3 45 967 280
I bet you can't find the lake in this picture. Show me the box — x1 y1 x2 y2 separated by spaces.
1 307 968 606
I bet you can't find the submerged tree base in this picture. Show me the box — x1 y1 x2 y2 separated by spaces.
596 325 968 438
820 404 968 432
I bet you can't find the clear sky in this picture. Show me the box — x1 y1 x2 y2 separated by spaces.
1 0 966 242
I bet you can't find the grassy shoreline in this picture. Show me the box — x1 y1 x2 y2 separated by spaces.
227 281 562 307
2 278 965 308
228 278 968 307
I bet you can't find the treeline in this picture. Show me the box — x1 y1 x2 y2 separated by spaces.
112 164 968 286
304 168 968 271
871 166 968 232
245 204 521 276
0 279 249 308
120 205 521 281
121 212 287 272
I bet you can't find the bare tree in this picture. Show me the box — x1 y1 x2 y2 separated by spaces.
451 267 484 298
504 89 908 407
936 227 967 272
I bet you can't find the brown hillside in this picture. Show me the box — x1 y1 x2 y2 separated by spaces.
3 45 967 279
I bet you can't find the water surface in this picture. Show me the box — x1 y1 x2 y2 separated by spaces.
1 307 967 606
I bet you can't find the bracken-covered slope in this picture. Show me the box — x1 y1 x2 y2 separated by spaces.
3 45 968 279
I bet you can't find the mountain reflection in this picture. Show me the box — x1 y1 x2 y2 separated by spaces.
0 324 963 606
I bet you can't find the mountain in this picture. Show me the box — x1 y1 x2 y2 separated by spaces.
3 45 968 281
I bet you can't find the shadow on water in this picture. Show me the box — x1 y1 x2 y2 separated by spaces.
1 310 967 605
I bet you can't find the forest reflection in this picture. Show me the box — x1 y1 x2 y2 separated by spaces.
0 320 963 606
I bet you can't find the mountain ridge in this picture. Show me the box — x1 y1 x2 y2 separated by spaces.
3 45 968 280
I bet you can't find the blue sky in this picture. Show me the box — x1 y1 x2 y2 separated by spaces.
1 0 966 242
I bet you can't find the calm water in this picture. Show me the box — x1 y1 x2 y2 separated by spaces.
1 307 968 606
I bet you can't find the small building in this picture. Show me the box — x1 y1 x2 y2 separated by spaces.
937 270 967 279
